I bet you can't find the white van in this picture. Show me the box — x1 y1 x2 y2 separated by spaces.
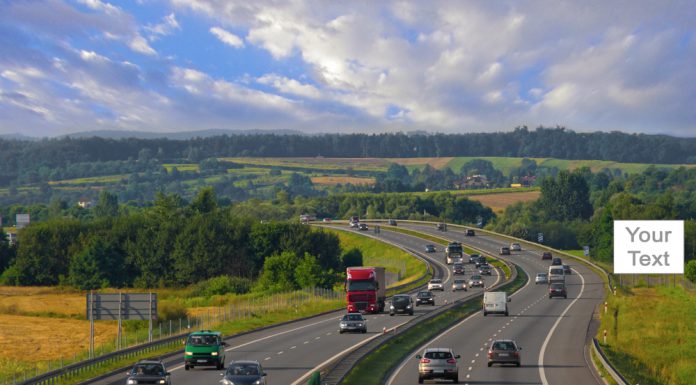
548 266 565 284
483 291 510 316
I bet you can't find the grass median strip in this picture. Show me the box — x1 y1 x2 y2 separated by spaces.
342 265 528 385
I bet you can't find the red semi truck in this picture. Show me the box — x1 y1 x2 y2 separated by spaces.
345 267 386 313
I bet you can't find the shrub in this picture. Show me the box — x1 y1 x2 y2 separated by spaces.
158 300 188 321
685 260 696 283
191 276 252 297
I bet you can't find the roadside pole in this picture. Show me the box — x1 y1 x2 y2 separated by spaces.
117 292 123 350
89 290 94 358
148 292 153 342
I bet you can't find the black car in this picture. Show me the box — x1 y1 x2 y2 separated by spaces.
499 246 511 255
424 244 437 253
563 265 572 275
466 229 475 236
549 283 567 299
358 223 369 231
390 294 414 316
453 263 465 275
127 360 171 385
469 253 480 263
415 291 435 306
436 223 447 231
551 257 562 266
221 361 267 385
388 219 397 226
474 256 488 268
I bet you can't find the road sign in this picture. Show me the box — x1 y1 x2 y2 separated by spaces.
537 232 544 243
583 246 590 256
86 293 157 320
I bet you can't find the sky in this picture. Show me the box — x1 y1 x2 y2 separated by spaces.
0 0 695 137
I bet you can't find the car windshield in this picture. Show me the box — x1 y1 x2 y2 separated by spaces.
393 296 410 304
430 279 442 284
454 279 465 284
492 341 516 351
228 364 260 376
132 364 164 376
347 280 376 291
538 273 547 277
417 292 432 298
454 264 463 268
471 275 482 280
424 351 453 359
343 314 363 321
551 284 565 289
447 244 462 252
187 335 219 346
550 268 564 275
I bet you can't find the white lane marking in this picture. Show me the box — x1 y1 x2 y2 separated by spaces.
290 346 296 350
303 341 309 344
475 353 479 357
264 357 271 361
277 351 283 355
471 360 475 363
468 366 473 371
290 321 409 385
538 268 586 385
315 336 320 340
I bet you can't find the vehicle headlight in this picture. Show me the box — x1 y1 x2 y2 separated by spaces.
406 305 411 309
159 380 166 384
127 380 136 385
185 351 193 356
390 305 394 309
222 380 234 385
211 352 218 356
340 322 347 327
357 323 363 327
254 380 262 385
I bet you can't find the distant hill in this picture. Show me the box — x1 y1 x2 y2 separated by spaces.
62 129 307 140
0 133 35 140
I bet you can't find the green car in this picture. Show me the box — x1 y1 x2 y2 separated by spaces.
184 330 227 370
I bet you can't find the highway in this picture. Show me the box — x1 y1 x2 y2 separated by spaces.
385 223 605 385
89 226 501 385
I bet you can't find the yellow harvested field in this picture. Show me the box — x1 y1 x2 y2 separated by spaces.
468 191 541 213
311 176 376 185
387 157 454 169
0 293 84 317
0 314 115 362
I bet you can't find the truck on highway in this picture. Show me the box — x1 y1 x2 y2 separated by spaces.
349 216 360 228
548 266 566 284
345 266 385 313
483 291 510 316
445 242 464 264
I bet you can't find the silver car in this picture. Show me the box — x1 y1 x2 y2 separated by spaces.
535 273 548 285
416 347 460 383
487 339 521 367
479 265 492 275
339 313 366 334
469 275 484 288
510 243 522 251
427 279 444 291
452 279 467 292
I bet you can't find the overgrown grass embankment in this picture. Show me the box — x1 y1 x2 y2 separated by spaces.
599 285 696 385
342 266 527 385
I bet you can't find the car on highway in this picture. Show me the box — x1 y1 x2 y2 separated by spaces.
390 294 414 316
563 264 572 275
221 361 267 385
474 256 487 268
469 275 484 288
479 265 492 275
427 279 444 291
127 359 171 385
424 244 437 253
452 279 468 292
465 229 475 236
184 330 227 370
548 266 566 284
468 253 480 263
322 217 332 223
535 273 549 284
541 251 553 260
483 291 510 316
551 257 562 265
436 222 447 231
415 291 435 306
388 218 397 226
416 347 460 384
549 283 567 299
510 243 521 251
452 262 465 275
357 223 369 231
339 313 367 333
487 339 522 367
499 246 511 255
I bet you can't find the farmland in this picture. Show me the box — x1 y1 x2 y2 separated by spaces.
467 190 541 214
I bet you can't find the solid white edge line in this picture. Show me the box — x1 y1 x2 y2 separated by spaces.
386 261 523 385
289 321 410 385
538 268 585 385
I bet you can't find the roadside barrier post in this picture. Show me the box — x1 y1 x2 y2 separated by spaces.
603 330 607 345
604 302 608 315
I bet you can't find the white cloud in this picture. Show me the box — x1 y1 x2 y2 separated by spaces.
145 13 181 40
209 27 244 48
257 74 321 99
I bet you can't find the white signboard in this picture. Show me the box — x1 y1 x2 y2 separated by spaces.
16 214 30 229
614 220 684 274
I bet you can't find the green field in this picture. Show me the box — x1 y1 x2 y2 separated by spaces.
600 285 696 385
162 163 199 172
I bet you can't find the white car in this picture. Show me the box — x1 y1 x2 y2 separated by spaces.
510 243 522 251
535 273 548 284
469 275 484 288
452 279 468 291
427 279 444 291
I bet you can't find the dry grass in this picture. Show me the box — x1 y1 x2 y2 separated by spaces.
311 176 376 186
468 191 541 213
386 157 454 169
0 314 115 362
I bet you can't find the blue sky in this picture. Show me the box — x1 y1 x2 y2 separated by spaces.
0 0 694 137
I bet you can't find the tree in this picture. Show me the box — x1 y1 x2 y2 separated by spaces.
341 248 363 268
295 253 323 288
69 239 112 289
539 170 593 221
190 187 218 214
94 191 119 218
686 260 696 283
255 251 301 292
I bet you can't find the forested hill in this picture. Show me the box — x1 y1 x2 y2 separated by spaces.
1 127 695 185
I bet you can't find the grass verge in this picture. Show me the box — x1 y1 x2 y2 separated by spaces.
598 285 696 385
342 265 528 385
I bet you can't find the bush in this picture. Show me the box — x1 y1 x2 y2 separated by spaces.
190 276 252 297
685 260 696 283
341 248 363 268
158 300 188 321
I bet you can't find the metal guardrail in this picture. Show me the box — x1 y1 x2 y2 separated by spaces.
592 338 629 385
